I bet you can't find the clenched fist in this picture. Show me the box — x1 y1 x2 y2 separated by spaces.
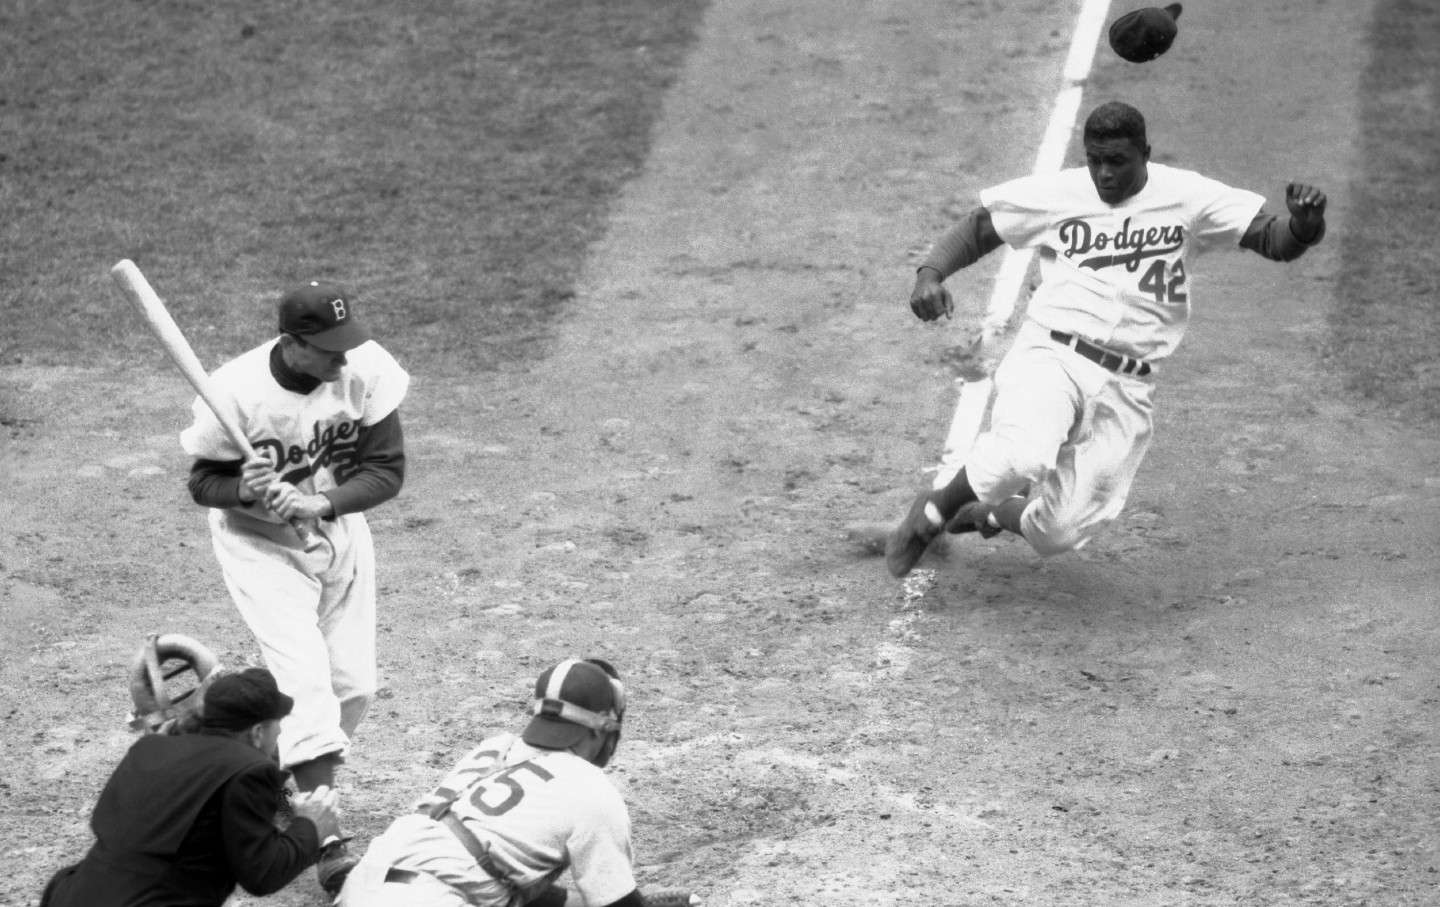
1285 182 1326 242
909 267 955 322
265 484 335 521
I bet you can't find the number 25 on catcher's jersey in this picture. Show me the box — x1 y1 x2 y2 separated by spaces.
1137 259 1188 304
467 760 554 816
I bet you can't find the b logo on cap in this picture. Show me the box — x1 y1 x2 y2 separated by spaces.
330 298 348 321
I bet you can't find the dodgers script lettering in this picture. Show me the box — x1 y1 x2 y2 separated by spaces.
1059 217 1185 271
253 418 363 486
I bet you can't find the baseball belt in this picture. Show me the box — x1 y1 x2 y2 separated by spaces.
1051 330 1152 377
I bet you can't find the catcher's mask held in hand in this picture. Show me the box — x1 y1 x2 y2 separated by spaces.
523 658 625 762
127 633 222 733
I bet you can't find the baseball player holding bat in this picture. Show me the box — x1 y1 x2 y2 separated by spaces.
179 280 409 893
338 658 699 907
887 100 1328 576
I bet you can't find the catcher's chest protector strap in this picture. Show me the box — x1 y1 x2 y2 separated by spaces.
437 810 517 894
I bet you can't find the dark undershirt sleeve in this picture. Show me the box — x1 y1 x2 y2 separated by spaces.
322 409 406 517
919 207 1006 279
187 411 404 517
188 458 249 509
1239 211 1326 262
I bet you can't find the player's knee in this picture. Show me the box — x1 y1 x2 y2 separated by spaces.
1025 527 1084 556
1022 509 1111 556
994 443 1055 492
969 449 1052 502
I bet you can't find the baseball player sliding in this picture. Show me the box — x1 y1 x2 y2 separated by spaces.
338 658 698 907
180 280 410 892
887 100 1328 577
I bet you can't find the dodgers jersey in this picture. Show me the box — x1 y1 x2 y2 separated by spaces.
980 163 1265 361
179 339 409 524
388 732 636 907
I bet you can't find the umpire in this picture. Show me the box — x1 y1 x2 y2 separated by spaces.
40 668 342 907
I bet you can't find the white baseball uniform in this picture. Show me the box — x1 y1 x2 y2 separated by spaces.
179 338 409 768
964 163 1263 553
338 732 637 907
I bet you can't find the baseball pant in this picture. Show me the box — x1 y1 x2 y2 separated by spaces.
963 321 1155 555
337 871 471 907
338 816 512 907
209 509 378 768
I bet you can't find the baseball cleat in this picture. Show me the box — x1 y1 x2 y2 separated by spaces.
885 489 946 577
945 501 1002 538
316 841 358 895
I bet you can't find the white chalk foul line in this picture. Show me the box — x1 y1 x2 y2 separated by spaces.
935 0 1112 486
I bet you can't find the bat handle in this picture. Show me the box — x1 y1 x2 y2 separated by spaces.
290 516 329 554
243 449 328 554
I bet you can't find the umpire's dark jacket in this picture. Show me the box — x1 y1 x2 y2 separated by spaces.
41 732 320 907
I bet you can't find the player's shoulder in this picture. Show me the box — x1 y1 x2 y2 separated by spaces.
343 340 408 380
532 748 620 793
1148 162 1242 194
208 339 277 389
458 731 525 766
216 339 274 370
343 339 396 367
982 166 1093 207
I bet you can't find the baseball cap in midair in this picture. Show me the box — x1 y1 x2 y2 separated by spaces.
522 658 625 750
278 280 371 352
1108 3 1182 63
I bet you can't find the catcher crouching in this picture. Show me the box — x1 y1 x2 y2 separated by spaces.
336 657 699 907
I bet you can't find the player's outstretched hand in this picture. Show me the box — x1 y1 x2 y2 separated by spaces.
1285 182 1327 239
910 269 954 322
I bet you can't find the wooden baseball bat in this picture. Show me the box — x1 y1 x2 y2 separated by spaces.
109 259 327 553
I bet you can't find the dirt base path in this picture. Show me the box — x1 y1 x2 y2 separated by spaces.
6 0 1439 905
454 0 1437 903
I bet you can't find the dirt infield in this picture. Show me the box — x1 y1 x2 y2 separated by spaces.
4 1 1439 906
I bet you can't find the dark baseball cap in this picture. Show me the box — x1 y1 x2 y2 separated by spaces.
201 667 294 732
522 659 624 750
1108 3 1182 63
278 280 371 352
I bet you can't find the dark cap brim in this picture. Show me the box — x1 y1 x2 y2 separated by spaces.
300 319 371 352
272 691 295 719
522 714 589 749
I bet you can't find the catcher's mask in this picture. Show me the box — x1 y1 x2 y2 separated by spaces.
522 658 625 755
127 633 222 734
